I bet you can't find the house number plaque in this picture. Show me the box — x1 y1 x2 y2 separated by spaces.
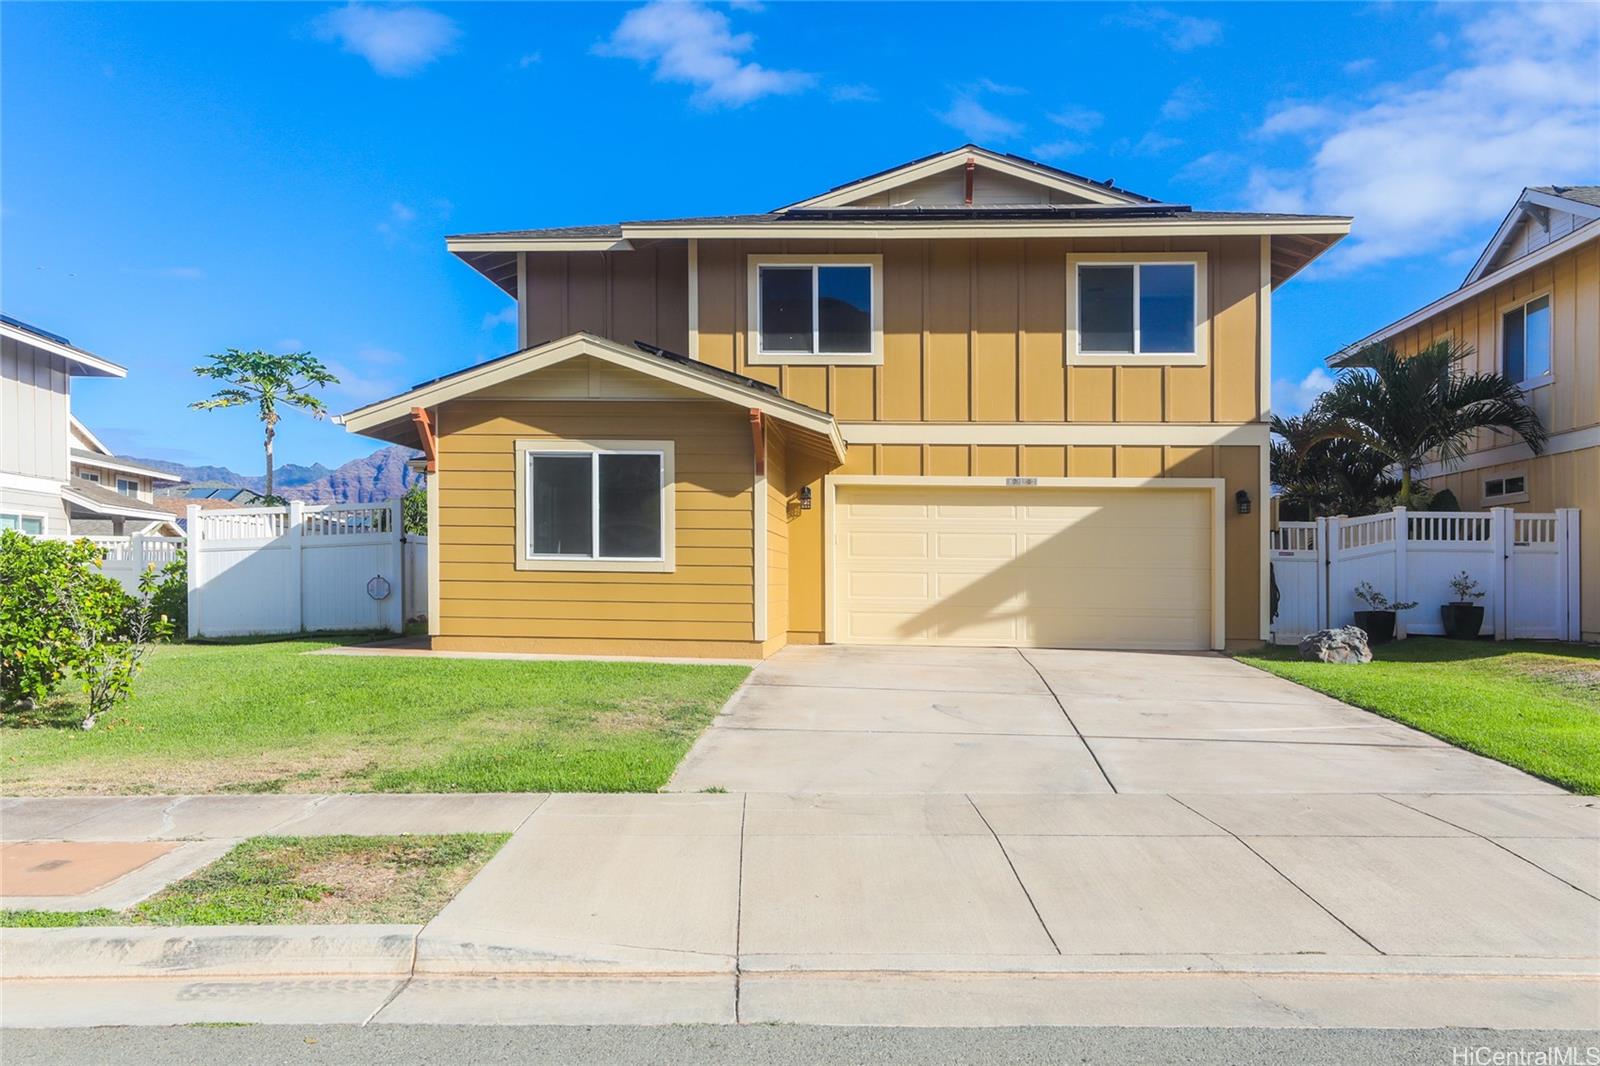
1005 477 1038 487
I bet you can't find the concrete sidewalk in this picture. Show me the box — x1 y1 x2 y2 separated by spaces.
4 791 1596 1028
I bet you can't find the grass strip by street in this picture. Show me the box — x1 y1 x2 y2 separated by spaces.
1 636 750 795
0 833 507 927
1238 638 1600 795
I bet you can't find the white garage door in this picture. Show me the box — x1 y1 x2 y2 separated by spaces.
834 484 1215 650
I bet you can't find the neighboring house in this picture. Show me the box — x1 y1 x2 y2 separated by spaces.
68 417 183 535
175 486 268 505
340 145 1350 657
1 315 174 538
148 493 243 532
1328 184 1598 642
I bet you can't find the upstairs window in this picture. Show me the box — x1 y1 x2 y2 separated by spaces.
1502 294 1551 385
516 440 675 572
1068 254 1207 365
1484 474 1528 502
116 478 138 496
78 470 101 483
748 256 882 365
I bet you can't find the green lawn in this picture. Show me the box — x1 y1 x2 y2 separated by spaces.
1 638 749 794
1 833 506 927
1238 639 1600 794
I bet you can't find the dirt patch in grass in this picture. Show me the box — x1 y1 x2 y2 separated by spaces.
1503 655 1600 702
0 834 507 928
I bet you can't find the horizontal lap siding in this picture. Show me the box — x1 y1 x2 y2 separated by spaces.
694 236 1262 425
435 399 755 646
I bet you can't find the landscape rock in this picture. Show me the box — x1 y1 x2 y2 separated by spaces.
1298 627 1372 664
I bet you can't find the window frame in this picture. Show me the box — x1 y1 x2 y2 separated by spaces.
1483 472 1530 505
1065 251 1209 367
1500 289 1553 390
116 477 139 496
0 511 48 537
513 439 676 573
746 254 884 367
78 470 101 483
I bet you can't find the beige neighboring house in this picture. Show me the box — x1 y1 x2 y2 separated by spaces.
340 145 1351 658
1329 184 1599 642
1 315 178 538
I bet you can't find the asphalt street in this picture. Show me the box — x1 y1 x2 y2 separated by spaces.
5 1026 1597 1065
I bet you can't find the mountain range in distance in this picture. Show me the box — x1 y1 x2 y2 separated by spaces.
131 445 422 504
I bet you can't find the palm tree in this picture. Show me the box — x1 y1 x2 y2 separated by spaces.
1271 413 1400 518
190 349 339 501
1311 339 1546 506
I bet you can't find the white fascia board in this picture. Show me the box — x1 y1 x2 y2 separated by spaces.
70 450 183 482
0 323 126 377
1329 221 1600 367
1413 425 1600 480
70 416 111 455
778 147 1141 211
621 219 1352 241
446 236 633 253
1524 189 1600 220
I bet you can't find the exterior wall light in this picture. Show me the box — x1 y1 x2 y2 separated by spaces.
1235 489 1252 515
798 486 813 511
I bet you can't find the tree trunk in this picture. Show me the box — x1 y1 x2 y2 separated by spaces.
264 419 275 500
1400 467 1413 507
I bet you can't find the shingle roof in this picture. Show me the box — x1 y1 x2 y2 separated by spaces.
1533 185 1600 209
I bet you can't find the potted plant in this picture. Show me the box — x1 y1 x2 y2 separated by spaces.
1352 582 1417 645
1440 571 1486 639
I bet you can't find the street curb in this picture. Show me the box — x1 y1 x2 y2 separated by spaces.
0 925 421 979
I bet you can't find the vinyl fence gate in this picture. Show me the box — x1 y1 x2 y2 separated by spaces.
186 500 410 639
1270 507 1582 644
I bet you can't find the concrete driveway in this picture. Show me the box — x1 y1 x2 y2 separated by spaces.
667 645 1560 795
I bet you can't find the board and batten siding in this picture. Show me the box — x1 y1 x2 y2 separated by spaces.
1 335 72 481
516 237 1266 427
765 424 791 651
694 236 1265 425
432 397 762 657
520 244 690 355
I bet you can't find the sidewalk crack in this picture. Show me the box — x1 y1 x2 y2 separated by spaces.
362 926 420 1026
733 791 747 1024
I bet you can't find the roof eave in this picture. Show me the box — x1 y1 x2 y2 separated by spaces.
0 323 126 377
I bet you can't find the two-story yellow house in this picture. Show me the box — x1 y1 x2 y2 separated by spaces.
1329 185 1597 643
340 146 1350 657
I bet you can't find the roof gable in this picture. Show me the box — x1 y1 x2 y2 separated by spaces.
776 146 1156 211
1464 186 1600 286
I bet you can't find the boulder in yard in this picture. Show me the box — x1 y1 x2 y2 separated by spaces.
1298 626 1372 664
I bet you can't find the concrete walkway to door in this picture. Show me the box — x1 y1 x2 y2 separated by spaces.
666 645 1560 795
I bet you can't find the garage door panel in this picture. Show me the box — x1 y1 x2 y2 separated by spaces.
836 485 1214 651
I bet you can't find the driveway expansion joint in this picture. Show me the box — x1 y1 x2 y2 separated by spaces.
1015 649 1118 793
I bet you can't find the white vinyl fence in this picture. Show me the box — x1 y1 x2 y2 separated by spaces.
186 500 414 639
82 534 185 594
402 534 429 624
1270 507 1582 644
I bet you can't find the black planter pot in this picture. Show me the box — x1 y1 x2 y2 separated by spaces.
1353 610 1396 644
1440 603 1486 640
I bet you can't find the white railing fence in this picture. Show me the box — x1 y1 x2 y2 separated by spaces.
79 534 185 594
1271 507 1582 644
186 500 418 639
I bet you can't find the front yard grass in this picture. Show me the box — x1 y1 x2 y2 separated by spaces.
1 638 749 795
1238 638 1600 794
0 833 506 927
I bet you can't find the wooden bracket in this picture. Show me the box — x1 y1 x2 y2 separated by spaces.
749 408 765 476
410 406 438 473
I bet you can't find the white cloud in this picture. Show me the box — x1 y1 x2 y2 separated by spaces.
1250 4 1600 270
1159 81 1208 121
325 346 408 402
481 306 518 330
830 83 879 104
313 4 461 77
1174 150 1243 183
936 96 1022 142
1131 131 1181 156
974 77 1027 96
1031 139 1088 161
1258 102 1338 137
517 52 542 69
1273 368 1335 417
375 201 417 240
1342 57 1375 75
1048 106 1103 134
1111 8 1223 51
595 1 813 108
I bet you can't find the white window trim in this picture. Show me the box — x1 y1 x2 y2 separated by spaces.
1482 471 1530 506
116 477 139 496
0 511 49 537
1065 251 1209 367
1500 289 1554 391
746 253 884 366
79 470 101 483
513 439 676 573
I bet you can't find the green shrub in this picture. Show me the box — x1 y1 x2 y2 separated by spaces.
0 533 104 708
1426 488 1461 512
149 550 188 638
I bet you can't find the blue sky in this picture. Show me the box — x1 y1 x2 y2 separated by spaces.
4 1 1596 472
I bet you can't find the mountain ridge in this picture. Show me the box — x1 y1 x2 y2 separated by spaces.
133 446 422 504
